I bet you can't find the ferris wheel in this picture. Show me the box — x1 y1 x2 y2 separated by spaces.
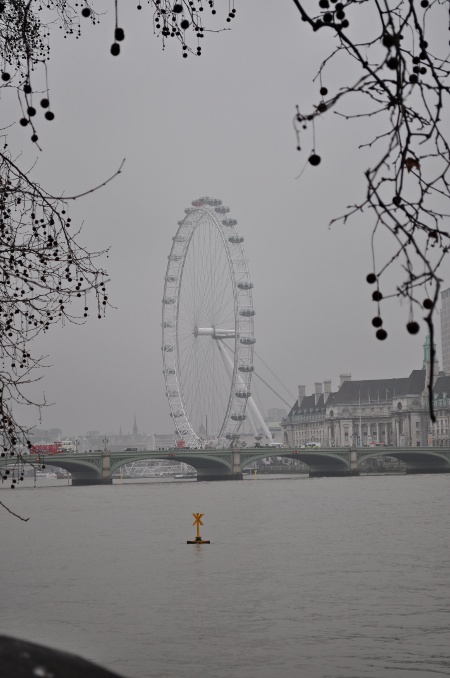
162 197 264 449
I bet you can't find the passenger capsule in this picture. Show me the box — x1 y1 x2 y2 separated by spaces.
239 308 255 317
172 235 187 242
163 367 176 375
222 218 237 227
163 344 174 352
163 297 175 305
238 365 254 373
185 207 195 214
231 413 247 421
237 281 253 290
235 390 250 399
215 206 230 214
206 197 222 206
169 254 182 261
228 235 244 244
162 321 174 328
240 337 256 345
166 275 178 283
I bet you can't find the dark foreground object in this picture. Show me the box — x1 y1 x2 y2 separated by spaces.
0 636 124 678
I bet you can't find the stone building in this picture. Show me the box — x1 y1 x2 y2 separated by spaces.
429 375 450 446
281 338 447 448
440 286 450 375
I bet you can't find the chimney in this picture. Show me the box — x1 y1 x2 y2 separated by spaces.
323 380 332 404
298 385 306 407
339 373 352 387
315 382 322 405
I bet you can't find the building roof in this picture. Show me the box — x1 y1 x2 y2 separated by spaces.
333 370 425 405
287 392 331 417
286 369 426 418
432 375 450 398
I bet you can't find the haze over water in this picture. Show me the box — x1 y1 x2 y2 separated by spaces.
2 474 450 678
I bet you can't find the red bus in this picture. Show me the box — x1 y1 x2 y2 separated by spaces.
30 442 63 455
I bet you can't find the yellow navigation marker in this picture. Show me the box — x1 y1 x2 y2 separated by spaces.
187 512 210 544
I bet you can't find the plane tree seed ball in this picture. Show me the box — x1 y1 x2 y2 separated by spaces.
115 27 125 41
372 290 383 301
173 3 183 12
376 329 388 340
81 7 91 17
406 321 420 334
308 154 321 166
372 316 383 328
423 299 433 309
366 273 377 284
320 86 328 95
387 57 398 69
180 19 190 29
111 43 120 56
40 98 49 108
382 34 396 48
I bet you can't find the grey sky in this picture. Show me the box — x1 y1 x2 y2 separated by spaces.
5 1 439 436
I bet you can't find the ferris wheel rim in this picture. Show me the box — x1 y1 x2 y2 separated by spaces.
162 199 255 449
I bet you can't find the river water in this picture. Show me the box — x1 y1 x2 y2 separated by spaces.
1 473 450 678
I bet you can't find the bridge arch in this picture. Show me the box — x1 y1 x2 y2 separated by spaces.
38 455 105 484
358 449 450 473
242 450 351 477
109 453 232 480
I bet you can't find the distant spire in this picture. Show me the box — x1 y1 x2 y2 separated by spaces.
119 426 123 437
133 415 138 436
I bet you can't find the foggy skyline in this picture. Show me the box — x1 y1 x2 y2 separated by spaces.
4 1 445 437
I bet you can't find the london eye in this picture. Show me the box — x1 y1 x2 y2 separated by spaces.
162 197 258 448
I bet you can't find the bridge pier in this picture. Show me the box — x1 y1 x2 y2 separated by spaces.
70 450 114 486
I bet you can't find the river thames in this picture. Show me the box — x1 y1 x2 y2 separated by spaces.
1 473 450 677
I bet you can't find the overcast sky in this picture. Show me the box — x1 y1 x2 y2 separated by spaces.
5 1 446 437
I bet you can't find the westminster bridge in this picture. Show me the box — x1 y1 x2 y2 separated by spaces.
3 446 450 485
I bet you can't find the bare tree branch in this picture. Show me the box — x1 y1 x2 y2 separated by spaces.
291 0 450 421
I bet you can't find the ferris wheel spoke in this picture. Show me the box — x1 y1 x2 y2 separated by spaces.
183 341 227 434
